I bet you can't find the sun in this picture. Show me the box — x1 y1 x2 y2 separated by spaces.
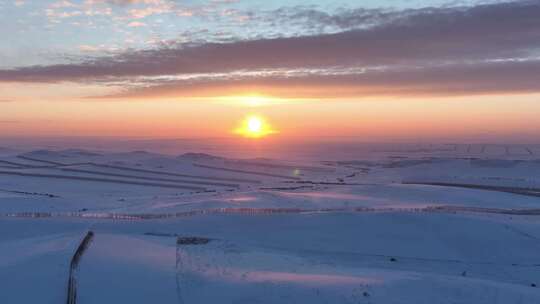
247 116 262 133
235 115 276 138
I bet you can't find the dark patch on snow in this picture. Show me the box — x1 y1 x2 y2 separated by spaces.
177 236 212 245
60 149 103 157
470 159 523 168
178 152 223 161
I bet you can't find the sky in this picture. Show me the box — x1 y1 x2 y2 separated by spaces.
1 0 539 142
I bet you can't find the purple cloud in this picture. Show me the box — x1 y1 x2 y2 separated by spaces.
1 1 540 98
106 59 540 98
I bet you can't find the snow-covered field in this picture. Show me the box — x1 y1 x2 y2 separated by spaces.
1 144 539 303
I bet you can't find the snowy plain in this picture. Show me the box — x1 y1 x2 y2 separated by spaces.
1 142 539 303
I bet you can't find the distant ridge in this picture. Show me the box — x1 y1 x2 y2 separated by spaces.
178 152 224 161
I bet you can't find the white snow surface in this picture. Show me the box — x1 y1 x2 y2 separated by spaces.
1 144 540 303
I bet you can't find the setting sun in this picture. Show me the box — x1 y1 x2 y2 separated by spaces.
235 115 276 138
247 116 263 133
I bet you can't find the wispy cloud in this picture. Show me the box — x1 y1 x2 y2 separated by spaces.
127 20 146 27
2 1 540 98
106 59 540 98
50 1 76 9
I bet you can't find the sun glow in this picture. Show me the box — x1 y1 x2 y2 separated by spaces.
247 116 263 133
235 115 276 138
213 94 289 107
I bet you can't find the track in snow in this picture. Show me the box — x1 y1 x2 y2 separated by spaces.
66 231 94 304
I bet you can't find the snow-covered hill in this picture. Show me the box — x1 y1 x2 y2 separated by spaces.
1 145 539 303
